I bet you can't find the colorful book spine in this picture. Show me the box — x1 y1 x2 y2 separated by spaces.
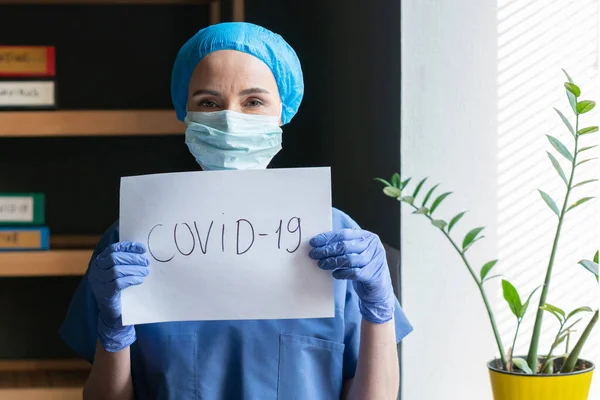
0 193 45 225
0 226 49 251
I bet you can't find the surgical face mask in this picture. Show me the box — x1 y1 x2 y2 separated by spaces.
184 110 283 171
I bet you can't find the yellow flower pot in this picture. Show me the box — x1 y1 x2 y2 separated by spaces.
488 359 595 400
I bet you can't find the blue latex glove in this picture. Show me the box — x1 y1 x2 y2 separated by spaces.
88 242 150 352
309 229 394 324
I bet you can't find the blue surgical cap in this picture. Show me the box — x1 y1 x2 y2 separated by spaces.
171 22 304 125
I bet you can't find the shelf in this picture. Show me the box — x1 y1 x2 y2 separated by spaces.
0 110 184 137
0 0 214 4
0 359 89 400
0 368 88 399
0 250 91 277
0 0 227 25
0 359 89 372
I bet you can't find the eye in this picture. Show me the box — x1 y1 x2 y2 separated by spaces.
199 99 219 108
244 98 264 108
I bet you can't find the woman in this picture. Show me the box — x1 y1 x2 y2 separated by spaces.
60 22 413 400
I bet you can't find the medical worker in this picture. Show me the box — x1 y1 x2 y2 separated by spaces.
60 22 413 400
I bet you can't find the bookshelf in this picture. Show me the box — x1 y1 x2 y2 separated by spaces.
0 0 245 393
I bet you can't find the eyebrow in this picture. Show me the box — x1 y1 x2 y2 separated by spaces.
239 87 271 96
192 89 221 97
191 87 271 97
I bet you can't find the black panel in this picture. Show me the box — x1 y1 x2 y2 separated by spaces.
0 5 208 109
0 277 82 359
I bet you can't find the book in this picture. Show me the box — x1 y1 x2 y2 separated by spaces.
0 46 55 77
0 193 45 225
0 226 49 251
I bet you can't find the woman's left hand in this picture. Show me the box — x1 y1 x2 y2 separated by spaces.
309 229 395 324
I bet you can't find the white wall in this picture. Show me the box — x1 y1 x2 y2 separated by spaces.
401 1 600 399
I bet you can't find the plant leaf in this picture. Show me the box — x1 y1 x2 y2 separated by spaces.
573 179 598 189
422 184 440 207
375 178 392 187
565 82 581 97
578 126 599 135
430 192 452 215
480 260 498 281
547 135 573 162
431 219 447 229
594 251 599 264
513 358 533 374
538 190 560 217
502 280 523 319
412 177 428 199
578 259 599 279
567 307 593 321
554 108 575 137
400 177 411 190
577 100 596 114
577 158 598 167
462 227 485 251
520 286 542 319
400 196 414 204
540 303 565 322
547 152 568 185
391 173 401 188
383 186 401 198
414 207 429 215
562 69 574 83
567 197 594 212
448 211 467 233
578 145 598 153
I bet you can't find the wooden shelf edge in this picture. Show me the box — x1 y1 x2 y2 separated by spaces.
0 110 184 137
0 250 92 277
0 387 84 400
0 0 215 4
0 359 89 372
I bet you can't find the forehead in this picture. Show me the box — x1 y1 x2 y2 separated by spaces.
188 50 278 92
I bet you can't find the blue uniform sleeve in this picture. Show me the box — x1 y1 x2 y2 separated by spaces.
332 208 414 381
59 220 120 363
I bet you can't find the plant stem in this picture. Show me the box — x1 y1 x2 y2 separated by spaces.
562 310 599 373
526 114 580 372
509 320 522 372
411 203 508 369
541 321 565 373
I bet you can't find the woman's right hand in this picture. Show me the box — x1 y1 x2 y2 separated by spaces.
88 241 150 352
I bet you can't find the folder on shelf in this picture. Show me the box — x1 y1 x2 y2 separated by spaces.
0 193 45 225
0 226 49 251
0 46 55 77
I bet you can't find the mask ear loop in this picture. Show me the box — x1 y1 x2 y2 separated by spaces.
278 101 284 126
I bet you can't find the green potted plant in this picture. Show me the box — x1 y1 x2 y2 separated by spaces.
377 70 598 399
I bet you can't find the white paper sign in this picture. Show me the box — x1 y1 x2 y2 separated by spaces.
119 167 334 325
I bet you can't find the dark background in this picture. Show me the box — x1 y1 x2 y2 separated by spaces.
0 0 400 361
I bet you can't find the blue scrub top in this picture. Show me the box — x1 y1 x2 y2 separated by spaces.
60 208 413 399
